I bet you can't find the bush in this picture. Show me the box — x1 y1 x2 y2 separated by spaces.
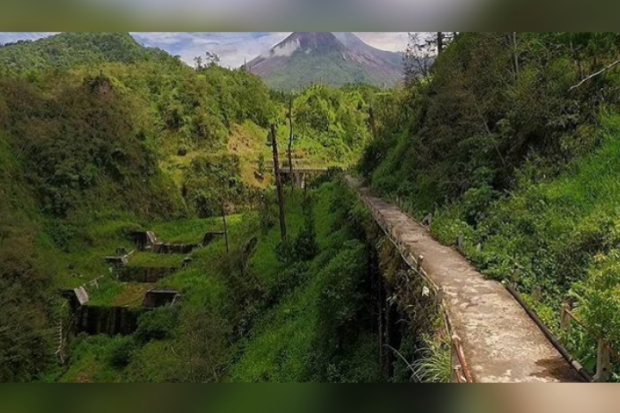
135 307 178 344
108 337 138 369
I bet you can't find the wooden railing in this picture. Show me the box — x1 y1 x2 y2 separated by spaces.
561 306 619 382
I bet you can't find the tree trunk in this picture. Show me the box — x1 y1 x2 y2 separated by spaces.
369 106 377 140
271 124 287 241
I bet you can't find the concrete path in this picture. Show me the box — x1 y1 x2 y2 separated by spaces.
347 176 580 382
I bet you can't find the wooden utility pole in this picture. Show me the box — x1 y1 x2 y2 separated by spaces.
221 202 229 253
288 96 294 192
270 124 287 241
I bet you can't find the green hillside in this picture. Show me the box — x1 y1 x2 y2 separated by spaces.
359 32 620 373
262 50 378 91
0 32 180 73
0 32 380 382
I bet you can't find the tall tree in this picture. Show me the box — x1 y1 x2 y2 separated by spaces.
403 33 433 85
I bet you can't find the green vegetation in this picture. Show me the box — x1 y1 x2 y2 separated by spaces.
229 182 380 382
262 49 377 91
0 32 381 382
360 32 620 376
43 181 384 382
411 336 452 383
15 30 620 383
289 84 375 164
0 33 181 73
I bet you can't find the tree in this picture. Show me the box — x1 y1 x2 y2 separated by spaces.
193 55 203 70
194 51 220 71
204 51 220 67
403 33 434 84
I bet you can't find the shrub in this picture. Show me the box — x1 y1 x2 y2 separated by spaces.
108 337 138 369
135 307 178 343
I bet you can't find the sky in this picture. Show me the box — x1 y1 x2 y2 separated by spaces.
0 32 409 68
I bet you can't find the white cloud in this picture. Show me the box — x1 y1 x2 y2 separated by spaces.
132 32 291 68
0 32 58 44
353 32 409 52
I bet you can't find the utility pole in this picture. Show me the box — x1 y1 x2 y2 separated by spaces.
221 202 229 253
270 124 287 241
288 96 294 192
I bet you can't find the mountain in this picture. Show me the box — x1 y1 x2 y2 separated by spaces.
247 32 403 90
0 32 181 72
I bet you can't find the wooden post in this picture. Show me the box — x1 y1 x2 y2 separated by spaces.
560 302 571 331
456 233 464 251
511 266 521 288
288 96 294 193
271 124 287 241
594 338 611 382
436 287 443 307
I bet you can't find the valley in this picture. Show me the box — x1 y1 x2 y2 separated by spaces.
3 31 620 383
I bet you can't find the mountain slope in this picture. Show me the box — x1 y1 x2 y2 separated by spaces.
0 32 181 72
359 32 620 376
247 32 403 90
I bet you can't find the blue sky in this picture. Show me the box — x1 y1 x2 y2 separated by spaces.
0 32 409 68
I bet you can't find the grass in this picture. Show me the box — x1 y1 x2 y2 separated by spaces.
127 252 186 268
411 336 452 383
229 182 381 382
54 179 382 383
247 192 305 289
151 215 234 244
410 113 620 377
158 120 346 200
54 206 252 381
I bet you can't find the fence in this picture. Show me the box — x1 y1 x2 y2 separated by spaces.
561 306 620 382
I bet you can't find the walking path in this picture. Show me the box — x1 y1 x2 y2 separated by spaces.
347 176 580 382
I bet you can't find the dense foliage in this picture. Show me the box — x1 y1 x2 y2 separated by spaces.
292 84 374 163
0 33 181 73
360 32 620 375
48 181 383 383
0 32 378 382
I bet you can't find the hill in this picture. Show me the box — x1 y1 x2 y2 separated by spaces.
247 32 403 90
0 32 181 72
